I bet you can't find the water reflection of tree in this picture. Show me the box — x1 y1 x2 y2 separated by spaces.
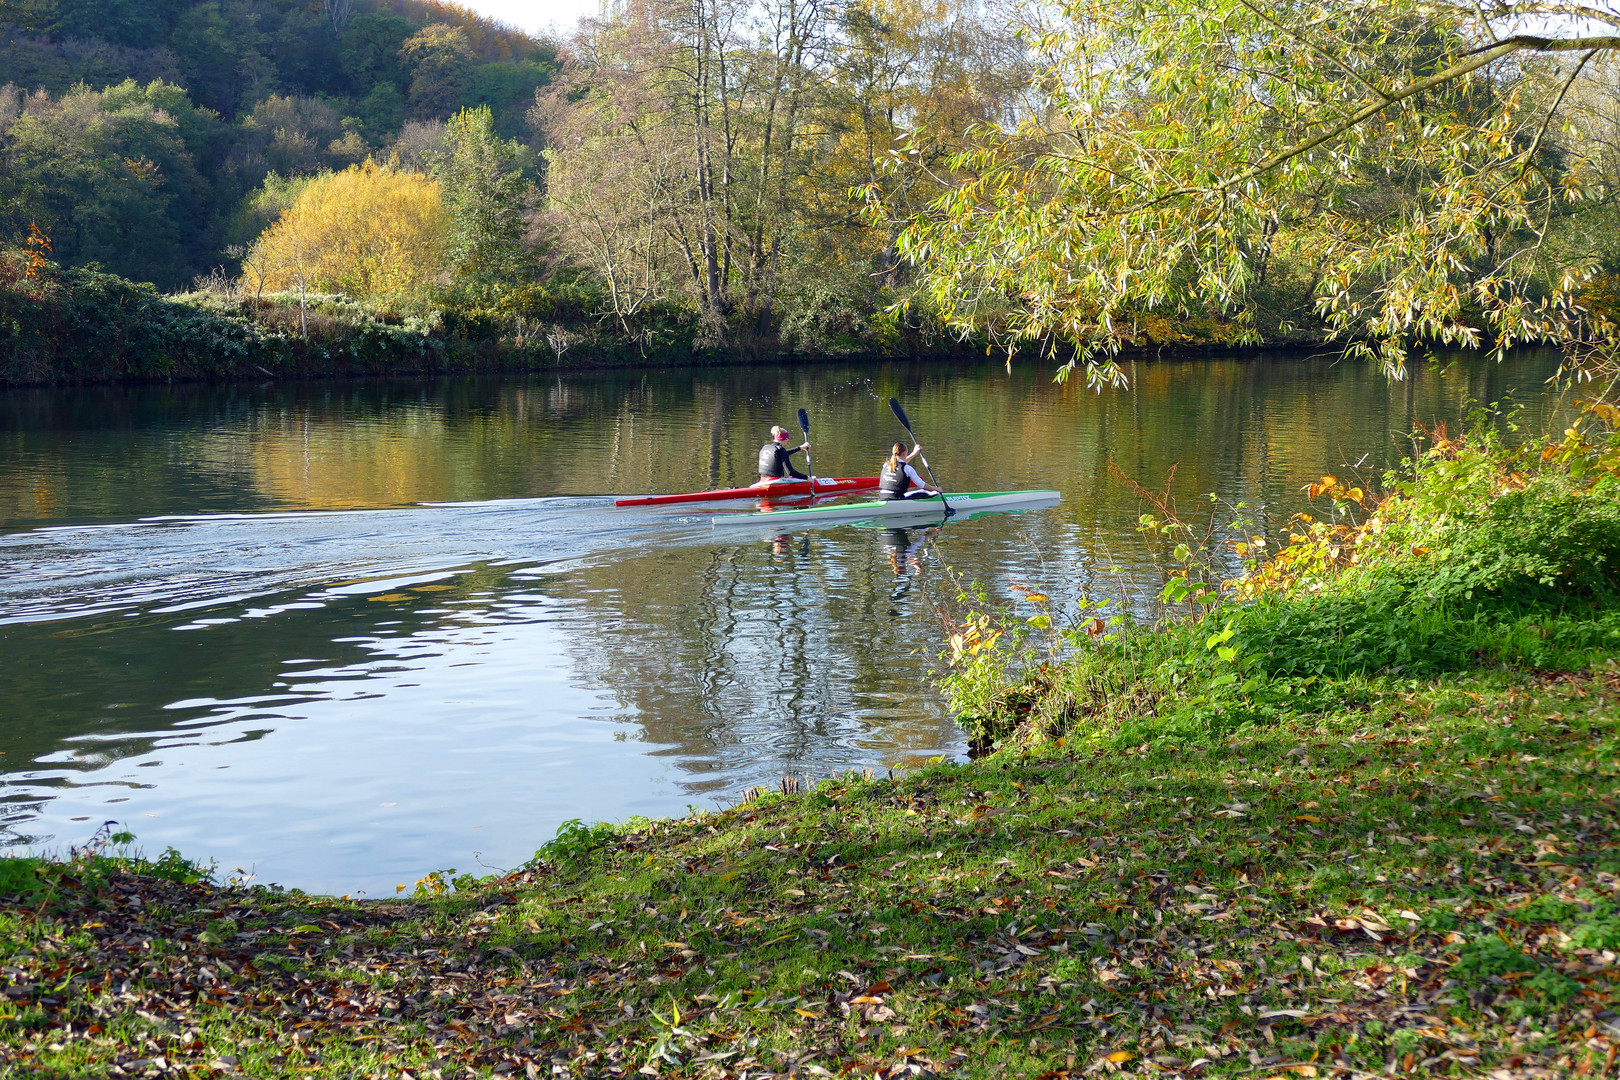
552 530 968 794
0 351 1573 807
1 353 1567 529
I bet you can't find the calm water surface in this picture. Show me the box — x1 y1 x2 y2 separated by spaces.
0 353 1564 893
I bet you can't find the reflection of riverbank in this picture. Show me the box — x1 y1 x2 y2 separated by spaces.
2 350 1569 532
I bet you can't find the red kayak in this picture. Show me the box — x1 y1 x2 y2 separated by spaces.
615 476 880 507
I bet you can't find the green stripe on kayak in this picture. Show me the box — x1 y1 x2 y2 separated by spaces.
710 490 1060 526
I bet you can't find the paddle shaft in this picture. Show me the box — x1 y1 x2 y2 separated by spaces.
887 398 952 516
797 408 813 483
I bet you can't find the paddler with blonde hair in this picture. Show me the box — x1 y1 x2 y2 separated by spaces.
878 441 938 500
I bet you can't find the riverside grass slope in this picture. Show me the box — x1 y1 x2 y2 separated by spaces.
2 665 1618 1080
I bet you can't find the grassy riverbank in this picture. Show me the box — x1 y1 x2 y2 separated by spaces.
1 663 1617 1079
0 255 1315 388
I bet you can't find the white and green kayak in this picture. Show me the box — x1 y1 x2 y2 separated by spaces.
710 489 1061 528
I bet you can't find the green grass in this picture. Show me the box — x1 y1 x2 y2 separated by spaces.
2 663 1617 1078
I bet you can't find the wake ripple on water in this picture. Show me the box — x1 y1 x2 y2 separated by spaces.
0 498 761 893
0 497 707 626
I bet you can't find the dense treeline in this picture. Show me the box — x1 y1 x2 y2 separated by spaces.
8 0 1620 385
2 0 552 128
1 0 1023 382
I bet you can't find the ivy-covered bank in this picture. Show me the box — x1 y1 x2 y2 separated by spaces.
0 259 984 387
3 421 1619 1078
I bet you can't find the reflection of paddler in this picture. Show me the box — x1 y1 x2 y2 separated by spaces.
881 526 926 574
771 531 811 558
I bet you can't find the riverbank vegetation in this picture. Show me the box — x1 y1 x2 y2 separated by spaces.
0 239 719 383
10 0 1620 384
936 417 1620 754
3 422 1617 1077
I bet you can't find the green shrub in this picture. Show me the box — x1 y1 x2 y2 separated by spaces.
1523 967 1582 1007
1518 895 1580 923
532 818 620 874
1451 935 1538 983
1567 902 1620 951
1418 908 1460 934
1232 595 1470 679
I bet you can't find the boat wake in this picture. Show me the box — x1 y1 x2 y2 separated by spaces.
0 498 713 627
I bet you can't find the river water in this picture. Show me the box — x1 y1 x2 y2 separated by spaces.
0 351 1565 894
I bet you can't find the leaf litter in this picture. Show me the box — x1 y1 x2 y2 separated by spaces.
1 667 1617 1078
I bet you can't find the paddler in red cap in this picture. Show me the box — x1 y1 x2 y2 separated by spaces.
757 425 810 484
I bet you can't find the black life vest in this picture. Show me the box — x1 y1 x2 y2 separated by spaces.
759 442 785 478
879 458 911 498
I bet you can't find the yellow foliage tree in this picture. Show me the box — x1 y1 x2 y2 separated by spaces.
243 161 448 321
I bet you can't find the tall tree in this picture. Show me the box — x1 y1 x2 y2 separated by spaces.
432 105 529 278
541 0 1025 347
0 80 209 287
831 0 1031 289
340 11 415 97
322 0 354 32
242 160 448 312
886 0 1620 387
399 23 474 118
541 91 683 338
169 2 277 116
540 0 839 338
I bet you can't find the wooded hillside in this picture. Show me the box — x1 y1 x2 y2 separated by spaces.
0 0 554 289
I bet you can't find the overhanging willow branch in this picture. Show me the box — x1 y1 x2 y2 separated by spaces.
1127 33 1620 212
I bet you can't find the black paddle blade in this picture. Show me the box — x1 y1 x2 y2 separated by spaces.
888 397 913 434
797 408 810 436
